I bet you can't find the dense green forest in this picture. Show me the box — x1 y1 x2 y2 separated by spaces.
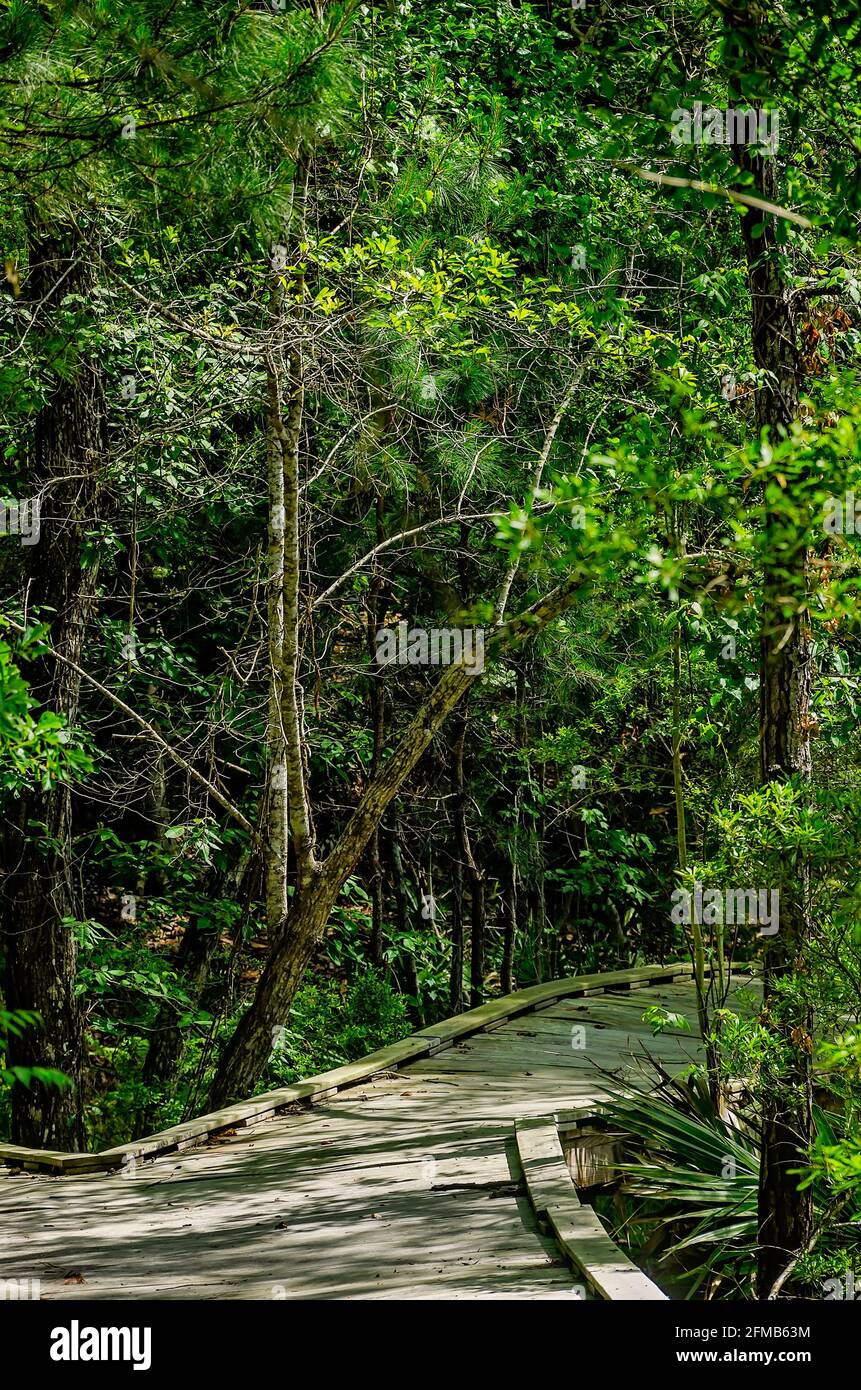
2 0 861 1305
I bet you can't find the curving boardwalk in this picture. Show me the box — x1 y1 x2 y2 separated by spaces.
0 966 751 1300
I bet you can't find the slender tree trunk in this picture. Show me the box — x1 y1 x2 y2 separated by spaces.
510 656 534 986
469 860 486 1008
449 524 475 1010
448 839 465 1013
531 880 547 983
264 161 315 942
450 708 485 1007
1 221 106 1148
389 831 423 1026
500 860 517 994
448 713 467 1012
532 760 548 980
670 582 719 1098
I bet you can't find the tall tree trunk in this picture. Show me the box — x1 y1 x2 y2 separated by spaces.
531 879 547 983
746 232 814 1298
450 708 485 1008
448 714 467 1013
500 860 517 994
502 661 527 992
389 831 423 1026
1 221 106 1148
448 840 465 1014
469 857 486 1008
724 29 815 1291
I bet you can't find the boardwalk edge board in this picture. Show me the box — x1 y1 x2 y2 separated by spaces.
0 961 694 1175
515 1113 668 1301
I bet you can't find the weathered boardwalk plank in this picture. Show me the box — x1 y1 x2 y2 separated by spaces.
0 971 752 1301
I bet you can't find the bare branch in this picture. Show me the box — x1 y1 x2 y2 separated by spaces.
627 164 813 228
494 358 595 624
323 565 588 887
3 616 256 836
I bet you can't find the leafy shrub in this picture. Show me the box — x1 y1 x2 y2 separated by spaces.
262 970 410 1089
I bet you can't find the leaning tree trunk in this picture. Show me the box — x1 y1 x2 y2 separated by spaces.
726 54 815 1292
207 657 481 1110
2 221 106 1148
208 523 589 1107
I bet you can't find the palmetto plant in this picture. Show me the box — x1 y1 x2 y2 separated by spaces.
598 1066 760 1296
600 1069 861 1297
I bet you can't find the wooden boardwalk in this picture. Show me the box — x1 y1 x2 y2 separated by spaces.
0 973 749 1300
